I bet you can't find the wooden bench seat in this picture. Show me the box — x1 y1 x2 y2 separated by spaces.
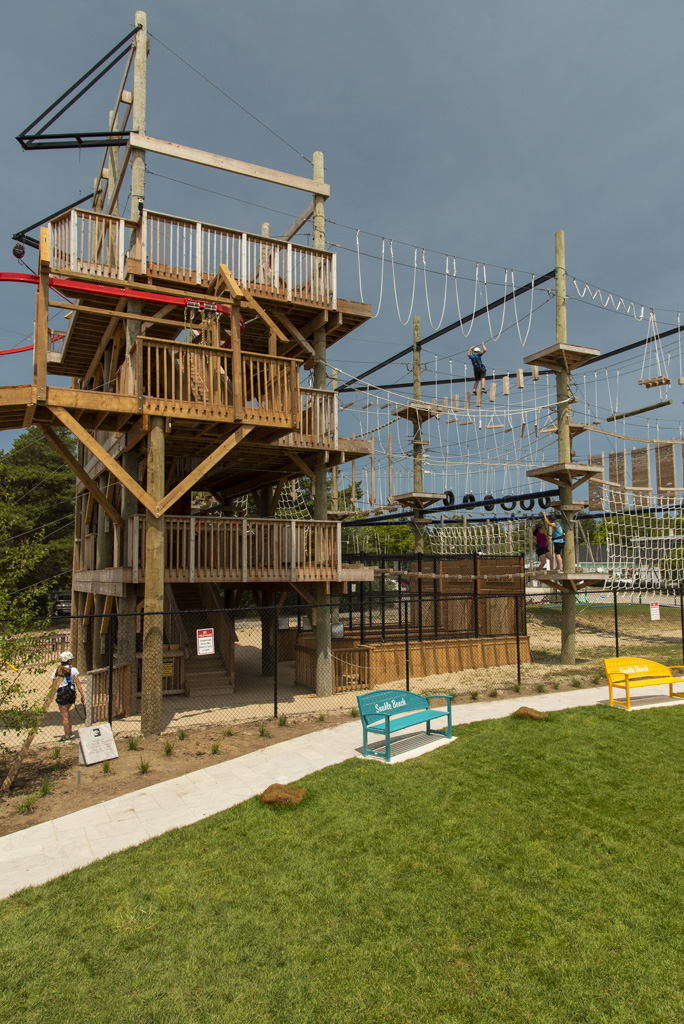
357 689 452 762
603 657 684 710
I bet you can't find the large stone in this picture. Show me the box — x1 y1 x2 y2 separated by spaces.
513 706 549 721
260 783 307 806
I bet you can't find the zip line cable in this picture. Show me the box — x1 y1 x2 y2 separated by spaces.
148 32 312 166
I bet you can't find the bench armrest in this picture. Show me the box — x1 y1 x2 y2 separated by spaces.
427 694 452 707
669 666 684 674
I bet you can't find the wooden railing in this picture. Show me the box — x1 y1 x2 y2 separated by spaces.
50 209 126 280
87 663 131 723
49 207 337 309
130 516 341 584
278 388 338 448
116 339 299 427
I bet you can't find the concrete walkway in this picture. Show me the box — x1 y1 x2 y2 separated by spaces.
1 684 679 901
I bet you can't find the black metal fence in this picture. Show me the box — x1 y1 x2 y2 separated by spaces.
4 584 684 750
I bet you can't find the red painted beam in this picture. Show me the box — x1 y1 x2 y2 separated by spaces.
0 344 33 355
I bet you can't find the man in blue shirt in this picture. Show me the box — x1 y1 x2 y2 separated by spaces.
467 343 487 396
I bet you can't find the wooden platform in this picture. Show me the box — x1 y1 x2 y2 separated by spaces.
524 343 600 373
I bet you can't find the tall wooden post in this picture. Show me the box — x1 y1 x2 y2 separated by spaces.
131 11 147 223
140 416 165 733
312 150 332 696
555 230 576 664
411 315 425 554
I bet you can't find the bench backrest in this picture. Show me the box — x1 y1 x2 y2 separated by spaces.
603 657 669 683
357 689 429 724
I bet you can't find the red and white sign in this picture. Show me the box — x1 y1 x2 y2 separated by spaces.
650 602 660 621
196 628 215 655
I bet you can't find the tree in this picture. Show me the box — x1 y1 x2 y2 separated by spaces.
0 427 76 594
0 492 52 753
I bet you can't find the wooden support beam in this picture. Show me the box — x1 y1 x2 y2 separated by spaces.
49 406 159 517
41 425 124 527
81 298 127 386
289 453 315 479
130 135 331 197
33 229 49 402
280 200 314 241
218 266 289 346
156 425 254 516
271 311 315 357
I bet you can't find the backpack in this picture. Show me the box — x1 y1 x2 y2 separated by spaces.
470 351 484 371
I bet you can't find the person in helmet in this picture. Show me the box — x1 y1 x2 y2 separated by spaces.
51 651 85 742
467 343 487 395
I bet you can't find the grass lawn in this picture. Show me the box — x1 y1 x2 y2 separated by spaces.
3 706 684 1023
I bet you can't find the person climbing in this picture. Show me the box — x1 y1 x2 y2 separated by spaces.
541 509 564 571
467 343 487 395
52 651 85 742
532 520 549 571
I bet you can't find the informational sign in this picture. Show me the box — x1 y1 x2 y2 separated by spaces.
78 723 119 766
196 627 215 656
650 602 661 621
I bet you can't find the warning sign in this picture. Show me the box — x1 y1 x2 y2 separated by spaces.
650 602 661 621
196 628 215 655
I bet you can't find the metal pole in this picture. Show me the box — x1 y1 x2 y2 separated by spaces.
404 602 410 691
273 608 278 719
359 582 365 646
418 552 423 641
679 585 684 665
515 594 521 690
613 589 619 657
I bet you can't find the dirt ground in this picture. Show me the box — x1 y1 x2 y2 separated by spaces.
0 666 608 838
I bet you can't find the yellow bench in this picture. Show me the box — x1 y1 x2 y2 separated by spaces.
603 658 684 710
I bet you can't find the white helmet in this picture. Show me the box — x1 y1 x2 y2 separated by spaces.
59 651 73 663
472 347 481 354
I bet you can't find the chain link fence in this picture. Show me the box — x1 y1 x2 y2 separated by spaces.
3 579 684 753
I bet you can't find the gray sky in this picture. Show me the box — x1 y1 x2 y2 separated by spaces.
1 0 682 503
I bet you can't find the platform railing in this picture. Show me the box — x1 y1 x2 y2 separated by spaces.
278 388 338 449
49 208 337 309
130 516 341 584
115 339 299 427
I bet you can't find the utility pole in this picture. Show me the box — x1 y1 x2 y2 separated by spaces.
312 150 332 696
555 230 576 663
412 316 425 554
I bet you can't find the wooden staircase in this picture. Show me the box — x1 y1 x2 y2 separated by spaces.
168 583 235 695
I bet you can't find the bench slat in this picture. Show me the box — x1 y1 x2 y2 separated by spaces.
365 709 448 735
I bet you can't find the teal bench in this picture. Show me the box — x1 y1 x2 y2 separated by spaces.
357 689 453 763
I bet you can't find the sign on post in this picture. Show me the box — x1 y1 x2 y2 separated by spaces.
650 602 661 621
78 723 119 766
196 627 215 655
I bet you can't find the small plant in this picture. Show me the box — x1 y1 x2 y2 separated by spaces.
318 713 326 722
102 760 112 774
488 689 498 699
552 680 561 690
39 777 52 798
128 736 140 751
223 728 233 737
52 746 61 760
572 678 582 688
211 742 220 755
278 714 288 727
350 706 359 718
513 684 521 693
138 758 150 774
17 793 39 814
536 683 546 694
163 740 174 757
592 673 601 685
258 722 271 738
177 729 186 740
470 691 479 702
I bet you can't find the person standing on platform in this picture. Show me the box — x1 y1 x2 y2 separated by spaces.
541 509 564 571
467 343 487 396
532 521 549 571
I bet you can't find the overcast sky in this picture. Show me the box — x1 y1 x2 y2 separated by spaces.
1 1 682 501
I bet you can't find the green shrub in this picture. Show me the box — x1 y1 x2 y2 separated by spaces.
470 691 479 702
488 689 498 699
258 722 271 738
39 777 51 797
572 678 582 688
223 728 233 737
102 760 111 774
350 707 359 718
177 729 186 740
211 742 220 755
163 740 174 757
278 714 288 727
138 758 150 774
128 736 140 751
17 793 39 814
536 684 546 694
